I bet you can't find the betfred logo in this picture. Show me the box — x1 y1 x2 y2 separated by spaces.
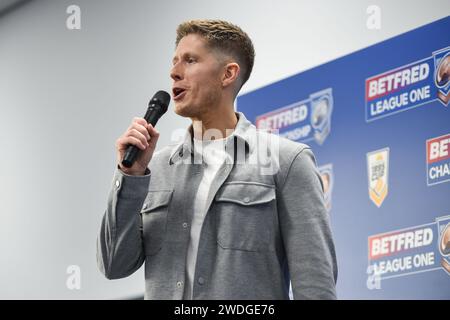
369 228 434 260
427 134 450 163
426 133 450 186
256 104 308 131
366 63 429 101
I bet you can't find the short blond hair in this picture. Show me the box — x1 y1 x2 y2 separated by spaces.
176 19 255 90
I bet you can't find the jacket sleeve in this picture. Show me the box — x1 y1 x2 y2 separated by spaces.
277 147 338 299
96 167 150 280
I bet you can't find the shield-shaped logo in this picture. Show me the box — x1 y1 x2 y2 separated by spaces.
433 47 450 106
436 215 450 276
318 163 334 212
367 148 389 207
310 88 333 145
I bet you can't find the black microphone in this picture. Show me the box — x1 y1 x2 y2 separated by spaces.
121 90 170 168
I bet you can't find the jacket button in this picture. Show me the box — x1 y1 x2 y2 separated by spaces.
243 197 250 203
198 277 205 285
182 222 188 229
115 180 120 188
176 281 183 288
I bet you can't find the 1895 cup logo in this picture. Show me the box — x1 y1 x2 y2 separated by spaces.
256 88 333 145
427 133 450 186
367 148 389 207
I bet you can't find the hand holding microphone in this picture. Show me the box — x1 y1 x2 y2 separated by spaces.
116 91 170 176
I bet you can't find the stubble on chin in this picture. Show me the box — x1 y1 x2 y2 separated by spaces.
174 102 197 118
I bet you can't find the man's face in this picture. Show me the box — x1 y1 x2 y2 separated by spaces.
171 34 224 118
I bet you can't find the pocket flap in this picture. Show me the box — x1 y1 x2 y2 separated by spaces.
215 182 275 206
141 190 173 213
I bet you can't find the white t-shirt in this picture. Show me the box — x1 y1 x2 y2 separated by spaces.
184 135 232 300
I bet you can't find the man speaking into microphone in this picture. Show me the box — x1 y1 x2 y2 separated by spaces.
97 19 337 300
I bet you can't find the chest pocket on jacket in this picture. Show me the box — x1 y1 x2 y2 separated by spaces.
141 190 173 255
214 182 276 252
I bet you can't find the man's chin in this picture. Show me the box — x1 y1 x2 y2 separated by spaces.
174 103 196 118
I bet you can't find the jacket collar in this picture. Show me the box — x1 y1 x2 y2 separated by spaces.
168 111 253 165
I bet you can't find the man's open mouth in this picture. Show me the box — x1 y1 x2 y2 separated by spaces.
173 87 187 100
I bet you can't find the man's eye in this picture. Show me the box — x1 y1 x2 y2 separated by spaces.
187 58 196 64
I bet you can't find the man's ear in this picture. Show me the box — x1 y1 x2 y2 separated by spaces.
222 62 240 88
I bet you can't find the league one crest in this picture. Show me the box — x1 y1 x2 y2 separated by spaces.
436 216 450 275
433 47 450 106
367 148 389 207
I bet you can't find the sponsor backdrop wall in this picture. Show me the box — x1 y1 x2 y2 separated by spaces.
237 17 450 299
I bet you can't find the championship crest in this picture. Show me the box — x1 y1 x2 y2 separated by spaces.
310 88 333 145
367 148 389 207
318 163 334 212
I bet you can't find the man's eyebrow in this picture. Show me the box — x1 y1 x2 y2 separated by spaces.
172 53 199 64
172 54 187 64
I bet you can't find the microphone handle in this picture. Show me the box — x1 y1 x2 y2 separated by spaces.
143 106 161 126
121 106 162 168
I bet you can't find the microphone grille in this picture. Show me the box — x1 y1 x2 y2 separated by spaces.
152 90 171 111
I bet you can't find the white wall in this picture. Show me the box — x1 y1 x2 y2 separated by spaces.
0 0 448 299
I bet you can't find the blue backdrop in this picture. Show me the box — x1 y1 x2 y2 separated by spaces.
237 17 450 299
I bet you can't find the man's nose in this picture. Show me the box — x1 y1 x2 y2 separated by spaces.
170 64 183 81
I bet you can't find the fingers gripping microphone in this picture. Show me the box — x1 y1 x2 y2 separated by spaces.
121 90 170 168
